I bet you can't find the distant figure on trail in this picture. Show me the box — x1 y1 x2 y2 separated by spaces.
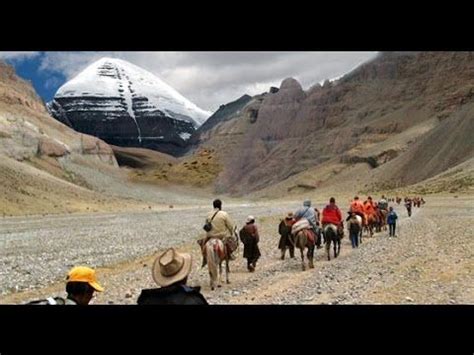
405 198 412 217
294 199 321 248
27 266 104 305
278 212 295 260
239 216 261 272
387 206 398 237
137 248 208 305
199 199 236 267
378 195 388 211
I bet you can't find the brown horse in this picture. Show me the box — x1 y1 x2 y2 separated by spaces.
290 228 316 271
364 213 377 237
378 209 388 232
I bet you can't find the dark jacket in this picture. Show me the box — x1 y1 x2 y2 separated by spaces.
387 211 398 224
278 220 293 249
137 284 208 305
240 224 261 261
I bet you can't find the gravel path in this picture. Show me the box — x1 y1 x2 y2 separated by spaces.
2 195 472 304
0 202 300 297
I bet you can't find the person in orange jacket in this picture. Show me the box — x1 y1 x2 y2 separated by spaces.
349 196 366 225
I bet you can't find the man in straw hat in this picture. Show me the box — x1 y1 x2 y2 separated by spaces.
137 248 208 305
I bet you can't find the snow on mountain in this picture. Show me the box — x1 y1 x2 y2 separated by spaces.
56 57 211 126
48 57 211 155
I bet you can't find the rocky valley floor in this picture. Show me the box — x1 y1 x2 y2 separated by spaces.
1 194 472 305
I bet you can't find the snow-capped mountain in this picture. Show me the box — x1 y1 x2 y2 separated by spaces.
48 57 211 155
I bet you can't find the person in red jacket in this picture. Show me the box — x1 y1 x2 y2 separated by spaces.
322 197 343 243
322 197 343 226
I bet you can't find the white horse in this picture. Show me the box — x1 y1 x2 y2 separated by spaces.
204 238 230 290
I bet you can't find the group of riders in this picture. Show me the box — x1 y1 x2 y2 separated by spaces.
27 195 426 305
198 194 426 277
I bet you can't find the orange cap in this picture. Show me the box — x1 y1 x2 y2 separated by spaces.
67 266 104 292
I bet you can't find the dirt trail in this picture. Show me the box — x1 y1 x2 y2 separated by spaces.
2 195 472 304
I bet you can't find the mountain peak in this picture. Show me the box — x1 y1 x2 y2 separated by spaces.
56 57 211 126
49 57 211 155
280 77 303 91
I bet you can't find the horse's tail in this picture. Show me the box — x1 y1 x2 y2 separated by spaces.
295 230 310 249
206 240 219 282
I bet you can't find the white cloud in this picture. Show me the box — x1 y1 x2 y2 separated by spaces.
0 52 41 60
38 51 378 112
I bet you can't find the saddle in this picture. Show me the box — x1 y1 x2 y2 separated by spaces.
303 228 316 244
214 241 226 260
292 219 310 235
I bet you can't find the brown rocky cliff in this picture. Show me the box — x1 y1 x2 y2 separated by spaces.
0 60 117 165
195 52 474 195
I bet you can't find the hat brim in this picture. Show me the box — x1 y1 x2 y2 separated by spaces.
89 281 104 292
152 252 192 287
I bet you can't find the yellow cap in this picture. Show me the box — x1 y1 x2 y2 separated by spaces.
67 266 104 292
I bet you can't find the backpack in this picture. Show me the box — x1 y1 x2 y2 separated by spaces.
26 297 67 305
203 210 219 232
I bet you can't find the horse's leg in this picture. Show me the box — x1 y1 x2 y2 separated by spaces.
308 245 314 269
206 245 216 290
326 237 331 261
217 260 223 288
337 239 341 257
225 258 230 284
334 238 337 258
300 248 305 271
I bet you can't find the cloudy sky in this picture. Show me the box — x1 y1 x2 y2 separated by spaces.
1 51 377 112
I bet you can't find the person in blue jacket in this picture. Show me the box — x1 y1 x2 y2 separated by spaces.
387 206 398 237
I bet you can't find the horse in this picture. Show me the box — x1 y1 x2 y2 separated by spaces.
363 213 377 237
290 228 316 271
323 223 343 261
378 209 388 232
204 238 230 290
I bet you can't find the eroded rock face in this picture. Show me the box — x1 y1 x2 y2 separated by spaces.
189 53 474 195
0 60 117 166
48 57 210 156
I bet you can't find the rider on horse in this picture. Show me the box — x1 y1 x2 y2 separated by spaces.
294 199 321 248
348 196 366 225
199 199 236 267
321 197 343 237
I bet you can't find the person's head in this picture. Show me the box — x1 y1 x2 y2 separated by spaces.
329 197 336 204
368 196 372 201
213 199 222 210
354 196 359 200
66 266 104 305
303 199 311 207
285 212 294 220
152 248 192 288
389 206 393 211
382 195 385 199
246 215 255 224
